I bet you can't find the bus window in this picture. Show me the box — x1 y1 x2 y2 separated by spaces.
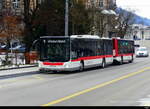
40 38 70 62
71 51 78 59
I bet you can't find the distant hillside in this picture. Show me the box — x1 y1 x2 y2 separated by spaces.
134 15 150 26
116 8 150 26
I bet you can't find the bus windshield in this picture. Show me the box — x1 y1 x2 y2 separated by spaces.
40 38 70 62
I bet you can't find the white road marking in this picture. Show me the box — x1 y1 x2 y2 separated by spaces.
138 98 150 106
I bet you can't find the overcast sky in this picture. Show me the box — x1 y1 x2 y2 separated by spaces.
116 0 150 19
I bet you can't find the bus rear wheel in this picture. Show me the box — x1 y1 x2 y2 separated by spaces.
102 59 106 68
129 55 134 63
79 62 84 72
120 57 123 65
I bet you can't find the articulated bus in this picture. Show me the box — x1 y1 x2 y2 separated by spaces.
113 38 134 64
34 35 134 72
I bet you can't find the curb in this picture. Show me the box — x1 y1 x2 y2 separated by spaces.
0 65 38 71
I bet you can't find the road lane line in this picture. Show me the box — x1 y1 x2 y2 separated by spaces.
144 103 150 106
42 67 150 106
138 97 150 106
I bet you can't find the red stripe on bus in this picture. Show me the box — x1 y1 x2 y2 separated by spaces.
105 55 113 58
71 55 113 62
43 55 113 64
43 62 64 66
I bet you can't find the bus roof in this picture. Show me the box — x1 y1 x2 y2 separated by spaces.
117 38 134 41
70 35 100 39
40 35 101 39
101 37 112 40
112 37 134 41
40 36 69 39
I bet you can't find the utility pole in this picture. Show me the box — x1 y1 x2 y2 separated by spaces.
65 0 69 36
91 0 95 35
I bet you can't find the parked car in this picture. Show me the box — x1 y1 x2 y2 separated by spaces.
134 38 141 40
9 44 25 52
136 47 149 57
0 44 9 50
145 38 150 40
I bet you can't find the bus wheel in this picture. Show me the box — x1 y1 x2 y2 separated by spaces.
102 59 106 68
39 69 45 73
129 55 133 63
120 57 123 65
79 62 84 72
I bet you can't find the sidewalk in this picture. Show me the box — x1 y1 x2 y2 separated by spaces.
0 64 39 78
0 64 38 71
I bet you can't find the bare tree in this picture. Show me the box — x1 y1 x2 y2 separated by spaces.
116 9 135 38
69 0 92 35
0 8 23 65
23 0 40 63
94 10 108 37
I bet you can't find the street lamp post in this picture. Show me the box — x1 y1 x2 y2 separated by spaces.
65 0 69 36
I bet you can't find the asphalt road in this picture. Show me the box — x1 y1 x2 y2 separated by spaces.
0 56 150 106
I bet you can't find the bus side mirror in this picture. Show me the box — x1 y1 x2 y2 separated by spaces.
31 39 40 53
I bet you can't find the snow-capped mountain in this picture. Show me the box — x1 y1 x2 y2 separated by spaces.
116 8 150 26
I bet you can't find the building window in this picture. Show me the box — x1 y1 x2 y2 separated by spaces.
134 26 139 29
38 0 44 4
99 0 103 8
13 0 20 9
0 4 1 8
0 0 2 9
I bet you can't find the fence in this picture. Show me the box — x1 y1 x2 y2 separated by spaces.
0 50 38 66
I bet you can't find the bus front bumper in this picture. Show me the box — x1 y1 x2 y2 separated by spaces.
39 67 79 72
38 61 80 72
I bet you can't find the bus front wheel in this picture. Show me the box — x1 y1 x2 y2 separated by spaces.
39 68 46 73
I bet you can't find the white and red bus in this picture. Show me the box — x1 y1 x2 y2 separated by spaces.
113 38 134 64
34 35 134 72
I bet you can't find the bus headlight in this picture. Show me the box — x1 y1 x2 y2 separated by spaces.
64 64 69 68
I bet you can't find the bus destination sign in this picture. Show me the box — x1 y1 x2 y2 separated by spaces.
48 40 66 43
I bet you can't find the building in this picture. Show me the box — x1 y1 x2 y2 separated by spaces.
0 0 23 16
127 24 150 40
0 0 44 16
0 0 117 38
75 0 117 37
125 24 150 40
75 0 116 9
